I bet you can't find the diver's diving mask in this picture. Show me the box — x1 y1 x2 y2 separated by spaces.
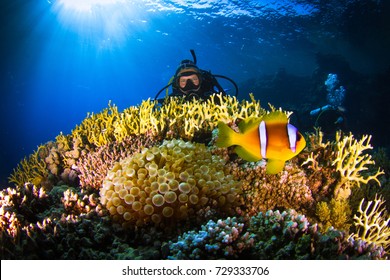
176 70 201 93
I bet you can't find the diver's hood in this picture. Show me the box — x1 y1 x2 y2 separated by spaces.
175 60 200 77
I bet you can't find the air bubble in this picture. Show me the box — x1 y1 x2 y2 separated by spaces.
178 193 188 203
168 179 179 191
146 152 155 161
123 212 132 221
117 205 125 215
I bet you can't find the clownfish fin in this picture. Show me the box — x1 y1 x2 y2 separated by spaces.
266 159 286 174
262 111 288 124
216 122 237 148
235 146 261 162
238 117 262 133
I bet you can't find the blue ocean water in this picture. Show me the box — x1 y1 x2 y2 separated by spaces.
1 0 389 187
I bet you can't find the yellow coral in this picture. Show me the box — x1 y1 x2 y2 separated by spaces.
99 139 242 227
72 101 120 147
351 195 390 251
9 146 48 187
69 93 266 149
9 94 268 188
301 128 333 171
316 198 352 232
55 132 71 152
332 132 384 199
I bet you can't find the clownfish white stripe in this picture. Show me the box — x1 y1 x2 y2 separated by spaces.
259 121 267 158
287 123 297 153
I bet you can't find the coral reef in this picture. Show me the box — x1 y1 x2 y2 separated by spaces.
77 135 158 190
350 196 390 251
332 132 384 199
70 94 265 149
2 93 389 260
8 146 49 188
166 210 385 260
167 217 253 259
248 209 385 259
8 94 264 189
231 160 315 216
315 198 352 232
298 129 385 232
100 139 242 228
0 183 162 259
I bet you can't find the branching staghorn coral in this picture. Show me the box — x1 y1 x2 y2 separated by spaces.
72 101 121 147
332 132 384 199
9 94 267 188
302 130 386 231
351 195 390 251
70 93 266 149
301 128 333 171
8 146 49 187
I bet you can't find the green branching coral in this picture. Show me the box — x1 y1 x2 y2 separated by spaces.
351 195 390 251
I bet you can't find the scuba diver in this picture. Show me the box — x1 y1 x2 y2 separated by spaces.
310 104 347 136
309 73 348 137
154 49 238 102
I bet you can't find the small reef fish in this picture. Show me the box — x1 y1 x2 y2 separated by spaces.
216 111 306 174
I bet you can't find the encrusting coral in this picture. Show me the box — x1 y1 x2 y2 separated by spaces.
230 160 315 216
2 93 389 259
100 139 242 228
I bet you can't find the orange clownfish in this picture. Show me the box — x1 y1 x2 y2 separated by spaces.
216 111 306 174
